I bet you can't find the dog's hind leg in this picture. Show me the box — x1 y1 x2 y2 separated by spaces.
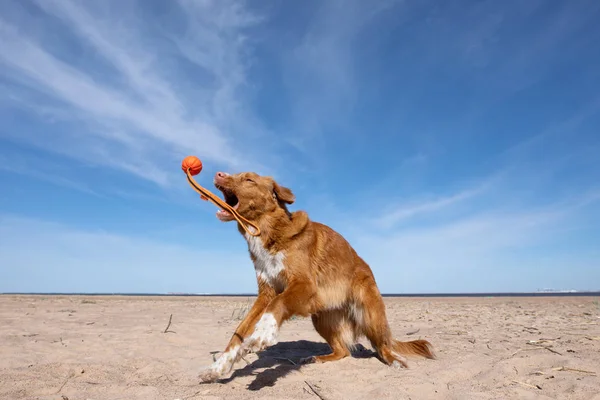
353 275 434 368
301 309 353 364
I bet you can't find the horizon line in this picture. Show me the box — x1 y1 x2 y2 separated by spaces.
2 291 599 298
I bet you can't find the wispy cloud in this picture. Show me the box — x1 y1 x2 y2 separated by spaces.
0 150 183 204
351 192 600 293
0 0 270 187
412 1 600 97
499 95 600 162
0 214 256 293
0 152 103 198
274 0 600 176
373 186 484 229
281 1 403 153
1 0 599 294
320 104 600 292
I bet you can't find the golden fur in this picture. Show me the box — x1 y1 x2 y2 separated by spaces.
199 171 434 382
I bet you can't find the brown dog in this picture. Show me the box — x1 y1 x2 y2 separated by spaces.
198 171 434 382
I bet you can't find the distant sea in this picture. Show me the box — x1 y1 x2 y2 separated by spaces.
2 291 599 297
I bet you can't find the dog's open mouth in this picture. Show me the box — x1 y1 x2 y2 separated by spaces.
215 185 239 222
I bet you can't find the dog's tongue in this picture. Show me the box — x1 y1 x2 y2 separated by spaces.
216 209 233 221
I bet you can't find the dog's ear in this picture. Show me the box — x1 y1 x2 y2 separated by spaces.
273 181 295 204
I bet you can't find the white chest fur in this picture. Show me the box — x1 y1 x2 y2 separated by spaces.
245 234 285 289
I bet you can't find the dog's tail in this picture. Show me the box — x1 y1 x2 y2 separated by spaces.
392 339 435 360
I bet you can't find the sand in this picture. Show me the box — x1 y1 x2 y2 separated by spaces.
1 295 599 400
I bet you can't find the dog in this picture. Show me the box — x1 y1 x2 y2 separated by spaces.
198 171 434 382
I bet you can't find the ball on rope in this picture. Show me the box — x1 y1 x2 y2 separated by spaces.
181 155 203 176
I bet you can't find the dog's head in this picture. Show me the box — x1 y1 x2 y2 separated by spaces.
213 171 295 223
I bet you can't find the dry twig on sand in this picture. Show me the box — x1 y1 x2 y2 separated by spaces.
181 390 204 400
552 366 596 375
512 346 563 357
305 380 329 400
523 339 563 355
210 351 221 362
543 347 562 355
273 357 297 365
406 328 420 335
527 338 559 344
435 330 468 336
512 380 542 390
55 372 76 395
163 314 176 334
511 346 544 357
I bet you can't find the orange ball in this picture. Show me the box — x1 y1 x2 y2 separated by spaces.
181 156 203 176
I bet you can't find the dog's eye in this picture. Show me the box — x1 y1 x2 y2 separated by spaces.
245 178 255 184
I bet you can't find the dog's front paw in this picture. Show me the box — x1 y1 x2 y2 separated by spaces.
198 346 240 383
198 367 222 383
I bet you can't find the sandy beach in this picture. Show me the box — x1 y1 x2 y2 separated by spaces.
0 295 598 400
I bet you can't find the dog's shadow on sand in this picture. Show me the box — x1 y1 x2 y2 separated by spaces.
213 340 377 391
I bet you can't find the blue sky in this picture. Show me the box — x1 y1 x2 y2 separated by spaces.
1 0 599 294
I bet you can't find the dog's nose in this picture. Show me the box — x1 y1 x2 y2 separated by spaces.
214 172 229 183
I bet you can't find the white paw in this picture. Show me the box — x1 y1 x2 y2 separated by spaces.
198 345 240 382
391 360 405 370
198 367 222 383
244 313 279 353
390 351 408 369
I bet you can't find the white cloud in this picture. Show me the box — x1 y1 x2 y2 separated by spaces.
350 197 600 293
324 126 600 293
1 0 599 295
0 0 269 187
372 184 487 229
0 155 103 198
281 0 402 153
0 214 256 293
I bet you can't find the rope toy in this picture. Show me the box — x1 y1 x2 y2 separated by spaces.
181 156 261 237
